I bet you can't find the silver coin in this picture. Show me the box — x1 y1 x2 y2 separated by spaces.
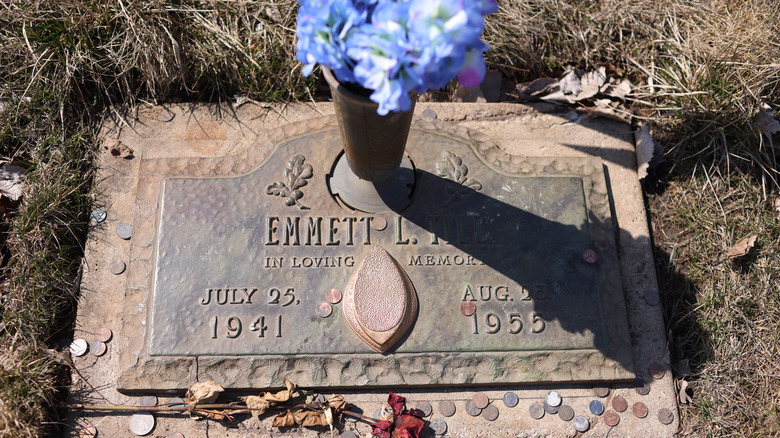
116 222 133 240
543 400 559 414
545 391 562 407
168 397 186 410
422 108 438 120
658 408 674 425
129 411 155 436
430 418 447 435
464 400 482 416
438 400 456 417
645 292 660 306
529 402 545 419
91 208 107 223
70 339 88 357
109 259 126 275
503 391 518 407
139 395 158 407
573 415 590 432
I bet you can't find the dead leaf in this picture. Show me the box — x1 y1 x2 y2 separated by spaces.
541 67 607 103
755 109 780 135
678 379 693 404
244 395 271 415
263 379 298 403
242 379 298 417
327 395 348 412
602 78 632 100
0 162 25 201
186 380 224 405
104 138 134 159
725 234 757 260
272 409 329 427
635 125 655 179
194 409 233 421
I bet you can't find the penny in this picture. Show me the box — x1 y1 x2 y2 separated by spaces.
632 402 649 418
460 301 476 316
604 410 620 427
129 411 155 436
481 404 499 421
429 418 447 435
96 327 113 342
90 341 106 357
371 217 387 231
326 288 343 304
529 402 545 419
79 424 97 438
589 400 604 415
543 400 558 414
116 222 133 240
168 433 185 438
109 259 126 275
545 391 562 407
70 339 88 357
472 392 489 409
634 379 651 395
315 302 332 318
414 401 432 417
573 415 590 432
612 395 628 412
502 391 518 408
465 400 482 416
648 362 666 379
593 386 610 397
582 249 598 263
139 395 158 407
558 404 574 421
438 400 456 417
645 292 660 306
90 208 107 223
657 408 674 425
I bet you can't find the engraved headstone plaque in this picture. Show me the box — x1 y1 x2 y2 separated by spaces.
118 117 634 390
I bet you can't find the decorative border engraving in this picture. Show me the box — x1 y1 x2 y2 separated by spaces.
265 153 313 210
118 115 633 390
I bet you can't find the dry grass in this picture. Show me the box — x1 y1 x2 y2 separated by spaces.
0 0 779 436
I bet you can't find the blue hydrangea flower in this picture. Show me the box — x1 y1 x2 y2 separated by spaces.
296 0 495 114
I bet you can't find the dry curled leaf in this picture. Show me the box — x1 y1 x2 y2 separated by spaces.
0 161 25 201
186 380 224 405
272 409 329 427
635 125 655 180
725 234 757 260
327 395 348 412
194 409 233 422
242 379 298 417
755 109 780 135
678 379 693 404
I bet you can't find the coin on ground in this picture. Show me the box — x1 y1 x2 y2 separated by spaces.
648 362 666 379
573 415 589 432
589 400 604 415
558 404 574 421
129 411 155 436
109 259 126 275
612 395 628 412
593 386 610 397
437 400 456 417
543 400 558 414
168 397 185 408
91 208 107 223
604 410 620 427
465 400 482 416
414 401 432 417
430 418 447 435
315 301 332 318
545 391 562 407
116 222 133 240
70 339 88 357
79 424 97 438
582 249 598 263
634 379 651 395
472 392 489 409
326 288 342 304
90 341 106 357
657 408 674 425
96 327 113 342
139 395 158 407
502 391 518 408
529 402 545 419
632 402 649 418
481 404 499 421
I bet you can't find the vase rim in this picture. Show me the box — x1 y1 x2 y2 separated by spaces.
322 66 417 109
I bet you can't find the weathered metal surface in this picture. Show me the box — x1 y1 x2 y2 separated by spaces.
118 116 634 390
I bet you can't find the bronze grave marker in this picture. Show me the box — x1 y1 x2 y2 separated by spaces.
118 117 633 390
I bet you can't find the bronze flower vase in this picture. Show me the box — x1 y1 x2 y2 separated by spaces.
324 67 417 213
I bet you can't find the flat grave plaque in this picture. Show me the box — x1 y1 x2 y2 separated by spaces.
118 118 634 390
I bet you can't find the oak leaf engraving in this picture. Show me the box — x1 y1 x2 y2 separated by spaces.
266 154 313 209
435 150 482 206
